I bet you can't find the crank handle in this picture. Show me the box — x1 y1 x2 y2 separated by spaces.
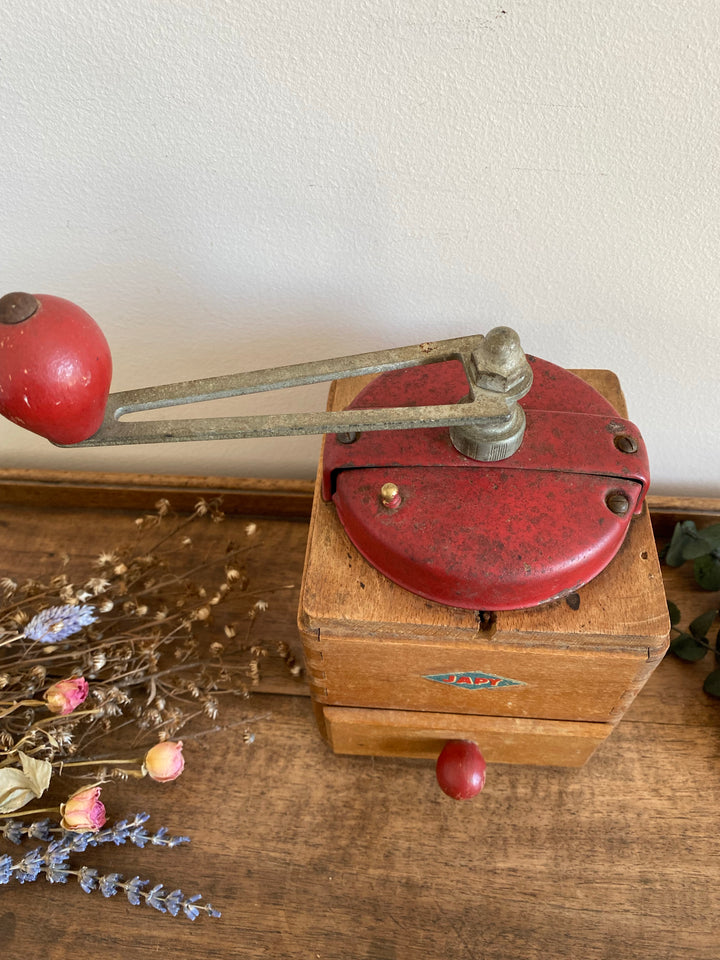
69 328 534 462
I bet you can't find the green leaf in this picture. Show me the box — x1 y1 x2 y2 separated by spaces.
665 521 697 567
702 668 720 698
667 600 682 626
682 536 715 560
694 555 720 591
697 523 720 549
670 632 708 662
689 609 718 640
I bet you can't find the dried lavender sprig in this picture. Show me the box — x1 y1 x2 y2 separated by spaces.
66 814 191 851
0 818 53 844
23 604 98 643
93 874 221 919
0 849 219 919
0 813 189 850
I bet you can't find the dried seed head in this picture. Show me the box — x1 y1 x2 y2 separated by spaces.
245 523 257 537
85 577 110 595
90 651 107 672
95 551 118 567
0 577 17 597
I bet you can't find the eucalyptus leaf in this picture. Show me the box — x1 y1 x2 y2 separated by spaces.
689 609 718 640
669 632 708 662
682 536 716 560
697 523 720 548
702 668 720 699
667 600 681 626
665 521 698 567
694 555 720 591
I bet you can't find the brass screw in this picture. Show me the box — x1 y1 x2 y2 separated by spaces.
606 491 631 516
380 482 401 509
614 434 639 454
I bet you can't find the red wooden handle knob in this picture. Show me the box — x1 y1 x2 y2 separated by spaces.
0 292 112 444
435 740 487 800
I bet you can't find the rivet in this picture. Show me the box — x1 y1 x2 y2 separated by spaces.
0 292 39 325
380 482 401 509
606 491 631 516
336 431 358 444
614 434 638 454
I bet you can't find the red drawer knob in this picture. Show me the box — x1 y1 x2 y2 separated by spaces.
435 740 487 800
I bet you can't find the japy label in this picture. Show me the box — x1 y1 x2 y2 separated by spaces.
424 671 524 689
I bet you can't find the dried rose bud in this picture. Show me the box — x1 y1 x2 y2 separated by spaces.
60 785 106 832
143 740 185 782
44 676 89 716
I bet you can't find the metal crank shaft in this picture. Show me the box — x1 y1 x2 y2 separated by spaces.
73 328 534 462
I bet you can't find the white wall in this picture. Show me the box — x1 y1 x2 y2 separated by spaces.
1 0 717 495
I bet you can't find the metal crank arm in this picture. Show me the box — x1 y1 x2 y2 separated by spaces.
71 328 533 462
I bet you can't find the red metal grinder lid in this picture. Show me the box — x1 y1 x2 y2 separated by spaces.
321 356 649 611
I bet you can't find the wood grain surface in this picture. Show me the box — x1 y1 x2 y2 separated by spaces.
0 478 717 960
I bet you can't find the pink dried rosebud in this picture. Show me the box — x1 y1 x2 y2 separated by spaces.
44 676 89 715
60 786 106 832
143 740 185 782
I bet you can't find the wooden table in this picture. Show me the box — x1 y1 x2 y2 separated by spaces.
0 471 717 960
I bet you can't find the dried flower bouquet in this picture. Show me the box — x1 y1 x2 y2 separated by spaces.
0 497 298 917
